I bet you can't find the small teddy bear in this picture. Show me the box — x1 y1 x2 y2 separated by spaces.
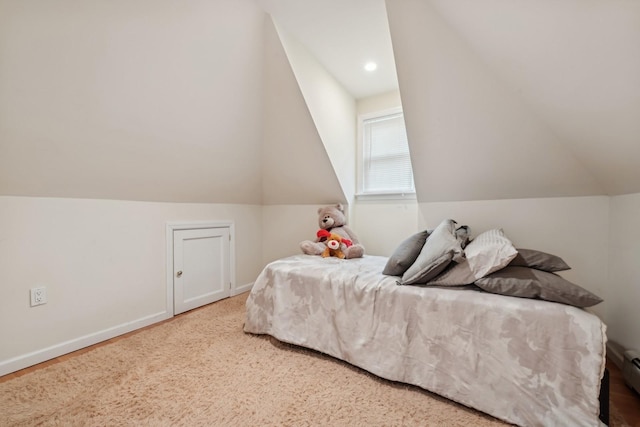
320 232 348 259
300 204 364 259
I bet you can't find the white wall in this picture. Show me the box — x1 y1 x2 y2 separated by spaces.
261 205 323 265
357 90 402 116
352 201 419 256
0 0 265 204
0 196 263 375
608 193 640 359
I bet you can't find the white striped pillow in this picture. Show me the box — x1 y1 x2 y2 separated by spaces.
465 228 518 279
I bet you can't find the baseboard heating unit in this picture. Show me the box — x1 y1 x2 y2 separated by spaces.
623 350 640 394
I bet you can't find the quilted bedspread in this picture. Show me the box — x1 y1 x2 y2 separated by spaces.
244 255 607 426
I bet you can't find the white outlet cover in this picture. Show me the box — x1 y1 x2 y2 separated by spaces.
30 287 47 306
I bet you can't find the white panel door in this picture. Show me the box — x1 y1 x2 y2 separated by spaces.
173 227 230 315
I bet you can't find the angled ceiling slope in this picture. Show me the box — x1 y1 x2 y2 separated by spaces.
255 0 397 100
0 0 266 203
429 0 640 196
257 0 640 201
387 0 640 202
272 21 357 204
262 16 345 205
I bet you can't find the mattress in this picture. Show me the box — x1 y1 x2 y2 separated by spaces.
244 254 607 426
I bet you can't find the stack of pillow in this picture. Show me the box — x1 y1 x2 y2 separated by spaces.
382 219 602 308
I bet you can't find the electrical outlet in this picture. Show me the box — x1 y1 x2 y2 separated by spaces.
30 287 47 307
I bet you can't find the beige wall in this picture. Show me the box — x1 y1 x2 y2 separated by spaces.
261 204 324 265
357 90 402 116
352 201 419 256
608 193 640 360
0 196 263 375
9 195 633 378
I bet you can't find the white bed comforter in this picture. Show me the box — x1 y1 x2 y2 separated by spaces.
244 255 607 427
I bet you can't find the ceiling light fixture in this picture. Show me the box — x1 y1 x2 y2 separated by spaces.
364 62 377 72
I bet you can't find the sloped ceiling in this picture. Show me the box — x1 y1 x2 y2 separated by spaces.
388 0 606 202
257 0 640 201
0 0 265 204
427 0 640 197
272 22 357 204
3 0 636 204
262 16 345 205
255 0 397 99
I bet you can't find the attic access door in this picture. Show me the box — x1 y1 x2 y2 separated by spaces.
169 223 233 315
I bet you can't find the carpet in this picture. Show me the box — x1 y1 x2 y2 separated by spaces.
0 293 624 426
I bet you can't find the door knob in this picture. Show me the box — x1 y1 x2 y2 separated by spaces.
176 270 183 278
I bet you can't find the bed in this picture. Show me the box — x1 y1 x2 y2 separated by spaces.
244 223 607 427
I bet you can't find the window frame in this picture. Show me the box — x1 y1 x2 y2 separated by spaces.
356 107 416 201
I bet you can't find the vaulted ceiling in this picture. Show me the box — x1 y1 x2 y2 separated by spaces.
2 0 638 205
425 0 640 197
257 0 640 200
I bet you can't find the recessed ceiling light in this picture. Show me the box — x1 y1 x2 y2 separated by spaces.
364 62 377 72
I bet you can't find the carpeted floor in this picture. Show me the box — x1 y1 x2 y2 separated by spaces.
0 293 626 426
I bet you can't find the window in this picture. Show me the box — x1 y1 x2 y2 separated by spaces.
357 108 415 198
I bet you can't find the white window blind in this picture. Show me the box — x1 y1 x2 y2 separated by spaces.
361 112 415 195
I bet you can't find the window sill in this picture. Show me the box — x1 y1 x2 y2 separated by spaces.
355 192 417 202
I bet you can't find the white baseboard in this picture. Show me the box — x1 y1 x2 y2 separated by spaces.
606 342 625 369
1 286 254 378
0 310 170 377
232 282 253 296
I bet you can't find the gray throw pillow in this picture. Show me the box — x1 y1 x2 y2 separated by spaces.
382 230 431 276
427 228 517 286
508 248 571 272
399 219 463 285
475 266 602 307
427 259 475 286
